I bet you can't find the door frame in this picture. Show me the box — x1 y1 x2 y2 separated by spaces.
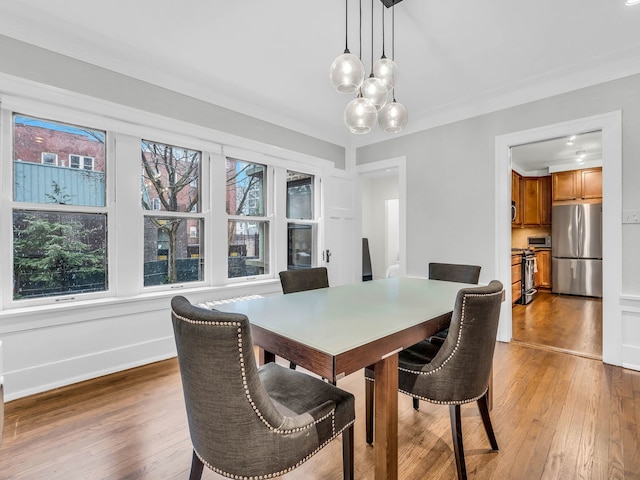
356 157 407 278
494 111 622 366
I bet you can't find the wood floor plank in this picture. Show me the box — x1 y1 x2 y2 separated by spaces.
606 364 625 480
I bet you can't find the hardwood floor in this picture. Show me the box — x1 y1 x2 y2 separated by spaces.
512 291 602 359
2 340 639 479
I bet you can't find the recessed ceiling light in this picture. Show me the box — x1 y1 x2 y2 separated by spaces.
626 0 640 6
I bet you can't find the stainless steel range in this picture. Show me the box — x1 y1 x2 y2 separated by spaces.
512 248 537 305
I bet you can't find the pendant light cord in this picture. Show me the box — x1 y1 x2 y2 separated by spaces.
370 0 375 72
391 3 395 62
391 3 396 101
344 0 349 53
359 0 363 60
381 1 386 59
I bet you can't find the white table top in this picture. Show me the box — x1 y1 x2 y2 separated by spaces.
215 277 472 356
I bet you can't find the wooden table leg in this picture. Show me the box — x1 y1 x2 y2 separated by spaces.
257 348 275 366
373 354 398 480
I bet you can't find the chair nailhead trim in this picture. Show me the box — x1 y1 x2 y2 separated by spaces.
173 308 355 479
368 290 502 405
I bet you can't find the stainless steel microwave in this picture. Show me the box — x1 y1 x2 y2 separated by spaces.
527 236 551 248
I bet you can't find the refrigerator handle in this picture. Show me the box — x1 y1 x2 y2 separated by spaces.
577 204 583 258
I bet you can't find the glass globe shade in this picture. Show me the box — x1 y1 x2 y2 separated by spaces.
378 101 408 133
361 76 388 111
329 53 365 94
344 96 377 134
373 57 398 91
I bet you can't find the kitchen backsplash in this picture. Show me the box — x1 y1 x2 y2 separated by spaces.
512 226 551 249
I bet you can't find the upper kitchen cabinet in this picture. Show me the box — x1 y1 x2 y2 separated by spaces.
552 167 602 204
518 174 552 228
512 170 522 226
522 177 541 226
540 175 552 226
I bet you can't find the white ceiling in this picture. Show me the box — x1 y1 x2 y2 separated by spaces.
1 0 639 150
511 131 603 175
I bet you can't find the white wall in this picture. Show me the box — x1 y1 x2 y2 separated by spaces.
356 73 640 370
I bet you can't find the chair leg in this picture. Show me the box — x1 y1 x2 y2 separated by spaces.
342 425 354 480
188 450 204 480
365 378 374 444
449 404 467 480
413 397 420 410
477 392 499 450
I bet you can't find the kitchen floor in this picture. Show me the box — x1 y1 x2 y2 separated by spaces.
512 291 603 359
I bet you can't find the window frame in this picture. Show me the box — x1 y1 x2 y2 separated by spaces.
140 138 207 291
69 154 95 171
224 155 273 283
1 108 114 308
41 152 58 166
285 170 321 271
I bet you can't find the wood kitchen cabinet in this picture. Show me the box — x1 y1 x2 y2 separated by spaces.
534 249 551 289
511 254 522 304
540 175 552 226
552 167 602 204
520 175 552 227
512 170 522 226
522 177 541 226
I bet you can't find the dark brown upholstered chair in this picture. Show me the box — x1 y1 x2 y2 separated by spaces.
365 262 483 426
279 267 330 369
428 262 481 284
364 281 503 480
171 296 355 480
426 262 481 348
279 267 330 294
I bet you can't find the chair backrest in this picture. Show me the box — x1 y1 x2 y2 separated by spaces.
279 267 329 294
428 262 481 284
405 281 503 403
171 296 294 476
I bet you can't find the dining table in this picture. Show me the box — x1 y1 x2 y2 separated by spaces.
207 276 477 480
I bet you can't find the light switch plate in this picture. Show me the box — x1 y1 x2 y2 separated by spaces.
623 210 640 224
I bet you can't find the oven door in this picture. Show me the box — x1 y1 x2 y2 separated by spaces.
520 256 538 304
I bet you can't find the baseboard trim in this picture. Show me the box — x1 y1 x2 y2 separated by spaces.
4 336 176 401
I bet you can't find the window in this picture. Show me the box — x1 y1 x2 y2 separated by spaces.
141 140 203 287
41 152 58 165
12 114 108 300
286 171 316 270
190 225 197 238
70 154 95 170
226 158 269 278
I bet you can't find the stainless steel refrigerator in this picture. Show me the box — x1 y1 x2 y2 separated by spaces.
552 203 602 297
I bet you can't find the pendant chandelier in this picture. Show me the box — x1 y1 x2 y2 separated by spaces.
329 0 408 135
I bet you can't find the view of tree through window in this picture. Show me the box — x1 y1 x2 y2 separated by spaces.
141 140 203 286
13 211 107 299
226 158 268 278
12 115 108 300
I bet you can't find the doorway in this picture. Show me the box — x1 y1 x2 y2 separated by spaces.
510 133 603 359
495 112 622 367
357 157 407 280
